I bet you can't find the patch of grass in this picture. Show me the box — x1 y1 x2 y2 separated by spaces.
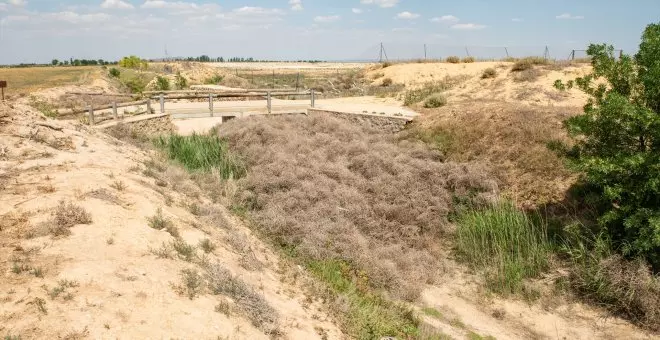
31 267 44 278
467 331 496 340
513 68 542 82
215 300 232 316
206 263 279 334
511 60 533 72
171 239 196 262
32 297 47 314
481 68 497 79
204 74 225 85
423 94 447 108
445 56 460 64
50 200 92 236
404 78 462 106
174 268 204 300
199 238 216 254
562 230 660 331
455 202 550 295
110 180 127 192
147 208 171 231
421 307 443 319
155 134 246 180
45 279 79 300
308 260 419 339
462 57 476 63
29 96 58 118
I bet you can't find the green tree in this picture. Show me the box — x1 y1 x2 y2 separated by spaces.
554 23 660 269
155 76 171 91
119 55 148 70
175 72 188 89
51 59 59 66
108 68 121 78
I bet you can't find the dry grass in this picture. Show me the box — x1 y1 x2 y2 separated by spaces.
206 263 279 334
50 200 92 236
411 101 578 207
0 66 99 96
217 114 497 300
513 68 542 82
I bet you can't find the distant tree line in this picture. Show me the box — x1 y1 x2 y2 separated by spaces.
51 58 117 66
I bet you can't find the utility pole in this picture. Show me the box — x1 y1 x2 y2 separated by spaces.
424 44 427 60
543 46 550 61
465 47 471 57
378 43 389 63
504 47 510 58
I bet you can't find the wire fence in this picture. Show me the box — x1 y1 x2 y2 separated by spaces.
357 43 624 62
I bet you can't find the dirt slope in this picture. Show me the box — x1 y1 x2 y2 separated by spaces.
0 101 342 339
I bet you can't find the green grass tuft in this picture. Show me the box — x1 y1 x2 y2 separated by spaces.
155 134 246 180
308 260 420 339
455 202 550 295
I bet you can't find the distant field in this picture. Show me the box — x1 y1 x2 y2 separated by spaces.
208 62 371 71
0 66 100 95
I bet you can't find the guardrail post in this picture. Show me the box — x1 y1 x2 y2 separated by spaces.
112 102 118 120
209 93 214 117
159 93 165 113
146 100 152 114
88 106 95 126
267 91 271 114
311 90 315 108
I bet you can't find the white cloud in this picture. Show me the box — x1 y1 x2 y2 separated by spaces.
451 23 486 30
8 0 27 7
396 11 419 20
511 18 523 22
352 8 362 14
140 1 198 10
101 0 135 10
360 0 398 8
430 15 459 23
288 0 303 11
314 15 340 23
556 13 584 20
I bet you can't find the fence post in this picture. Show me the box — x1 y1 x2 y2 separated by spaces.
88 106 95 126
159 93 165 113
112 102 118 120
311 90 315 108
209 93 214 117
146 100 152 114
267 91 271 114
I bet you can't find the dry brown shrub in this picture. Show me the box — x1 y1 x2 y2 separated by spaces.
217 114 497 299
50 200 92 236
514 68 542 82
412 101 578 207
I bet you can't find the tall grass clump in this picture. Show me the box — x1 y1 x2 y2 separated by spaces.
155 134 246 180
455 202 550 295
404 77 464 106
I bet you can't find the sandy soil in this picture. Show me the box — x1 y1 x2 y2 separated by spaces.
366 61 591 107
0 101 343 339
208 62 370 70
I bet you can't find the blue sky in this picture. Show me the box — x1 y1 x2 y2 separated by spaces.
0 0 658 64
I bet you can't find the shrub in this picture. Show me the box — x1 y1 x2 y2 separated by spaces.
199 238 216 253
562 230 660 331
462 56 476 63
513 69 542 82
403 77 464 106
155 76 171 91
155 134 246 180
445 56 460 64
481 68 497 79
51 200 92 236
118 55 148 70
511 60 533 72
175 72 188 89
455 202 550 295
204 74 224 85
108 68 120 78
381 77 393 87
423 94 447 108
553 23 660 269
123 76 148 94
147 208 171 231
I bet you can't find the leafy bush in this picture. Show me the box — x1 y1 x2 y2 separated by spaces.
175 72 188 89
481 68 497 79
462 56 475 63
423 93 447 108
553 23 660 270
123 76 148 94
455 203 550 295
445 56 460 64
108 68 120 78
155 134 246 180
155 76 171 91
204 74 224 85
118 55 148 70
